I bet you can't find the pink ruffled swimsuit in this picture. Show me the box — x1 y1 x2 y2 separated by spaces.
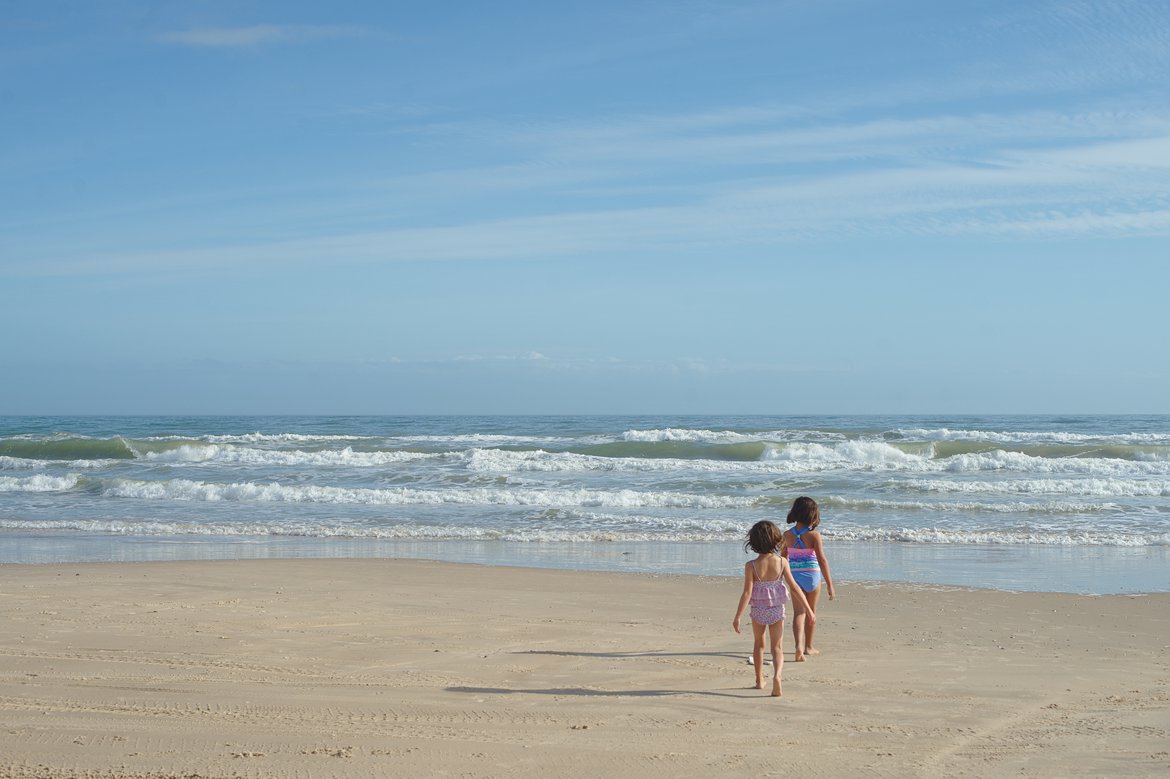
748 558 789 626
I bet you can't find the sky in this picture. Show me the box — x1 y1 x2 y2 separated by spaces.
2 0 1169 415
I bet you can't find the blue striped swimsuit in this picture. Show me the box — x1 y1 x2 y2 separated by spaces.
788 526 823 593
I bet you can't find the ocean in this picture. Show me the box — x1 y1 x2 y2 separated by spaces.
2 415 1167 594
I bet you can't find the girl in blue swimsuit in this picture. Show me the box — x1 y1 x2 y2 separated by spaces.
781 496 835 661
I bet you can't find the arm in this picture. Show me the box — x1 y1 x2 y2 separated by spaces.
810 531 835 599
732 563 753 633
782 559 815 624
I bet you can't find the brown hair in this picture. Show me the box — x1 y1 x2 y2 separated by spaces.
786 496 820 528
744 520 783 555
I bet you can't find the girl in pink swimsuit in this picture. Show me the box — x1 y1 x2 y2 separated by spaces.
732 520 816 697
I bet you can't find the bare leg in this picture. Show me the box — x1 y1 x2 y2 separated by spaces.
803 585 822 655
767 620 784 697
791 601 806 662
751 621 766 689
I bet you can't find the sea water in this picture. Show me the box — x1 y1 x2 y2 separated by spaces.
1 415 1167 594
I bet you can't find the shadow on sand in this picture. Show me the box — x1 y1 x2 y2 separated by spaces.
446 685 753 699
515 649 749 660
444 648 780 699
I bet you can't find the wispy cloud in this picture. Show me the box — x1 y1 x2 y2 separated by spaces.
7 84 1170 278
453 352 548 362
157 24 366 48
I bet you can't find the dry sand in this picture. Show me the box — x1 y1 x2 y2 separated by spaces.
0 558 1167 778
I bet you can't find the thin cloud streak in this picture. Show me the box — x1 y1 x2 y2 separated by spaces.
6 90 1170 277
10 190 1167 280
157 24 367 48
504 108 1170 168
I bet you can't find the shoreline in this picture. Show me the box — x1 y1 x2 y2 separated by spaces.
2 557 1167 778
2 531 1167 595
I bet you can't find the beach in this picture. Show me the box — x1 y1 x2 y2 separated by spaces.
7 0 1170 770
2 558 1167 778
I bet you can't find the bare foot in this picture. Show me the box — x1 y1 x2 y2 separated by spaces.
793 652 805 662
771 678 782 697
754 681 764 690
805 647 820 656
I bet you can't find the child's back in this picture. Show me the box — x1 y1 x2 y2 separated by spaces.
781 496 835 659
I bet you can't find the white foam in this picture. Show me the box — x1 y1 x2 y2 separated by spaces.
621 427 845 444
0 456 113 470
460 447 775 474
467 442 1170 478
826 526 1168 546
524 509 747 534
890 427 1170 446
99 478 755 509
1 517 1163 546
141 445 443 467
199 432 379 444
622 427 757 443
757 441 1169 477
900 477 1170 497
939 450 1170 476
0 456 36 470
392 433 581 446
0 474 82 492
762 441 929 469
0 517 745 543
827 496 1119 514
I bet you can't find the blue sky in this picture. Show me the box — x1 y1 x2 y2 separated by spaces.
2 0 1168 414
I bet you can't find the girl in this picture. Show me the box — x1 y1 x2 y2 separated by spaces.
732 520 815 697
781 496 835 661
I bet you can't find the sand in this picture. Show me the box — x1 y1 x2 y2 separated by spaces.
0 558 1167 778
